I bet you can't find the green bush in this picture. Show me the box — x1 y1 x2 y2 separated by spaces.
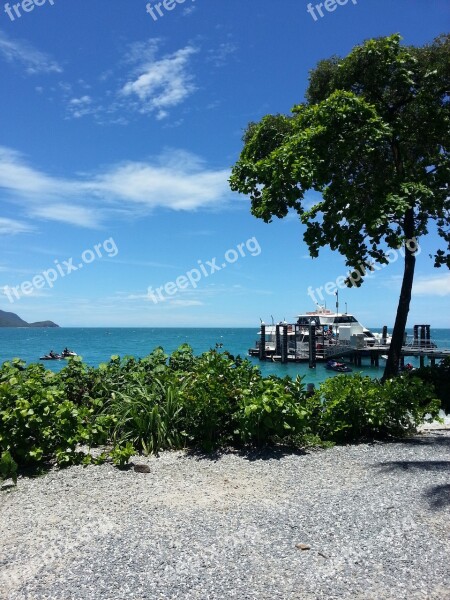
412 357 450 413
0 347 443 475
180 348 261 450
0 450 18 482
236 376 307 444
0 361 90 468
308 373 441 443
106 378 187 455
169 343 196 372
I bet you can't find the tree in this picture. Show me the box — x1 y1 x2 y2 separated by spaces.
229 34 450 380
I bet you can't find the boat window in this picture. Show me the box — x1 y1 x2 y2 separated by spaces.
297 317 310 325
334 316 358 324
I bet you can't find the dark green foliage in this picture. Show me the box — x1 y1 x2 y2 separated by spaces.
107 379 188 455
412 357 450 413
180 348 262 450
230 33 450 380
0 347 442 476
307 373 441 443
236 376 307 445
0 450 18 483
0 360 90 469
169 343 195 372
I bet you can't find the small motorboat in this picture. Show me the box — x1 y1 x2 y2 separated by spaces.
61 348 78 358
326 360 353 373
40 352 62 361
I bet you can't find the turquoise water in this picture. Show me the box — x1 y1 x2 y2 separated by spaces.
0 327 449 386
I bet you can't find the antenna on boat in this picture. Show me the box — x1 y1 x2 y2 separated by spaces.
259 317 263 324
335 290 339 314
271 315 274 325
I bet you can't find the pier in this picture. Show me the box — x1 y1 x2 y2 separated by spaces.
249 322 450 368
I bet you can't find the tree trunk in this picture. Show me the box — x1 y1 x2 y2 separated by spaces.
382 209 416 381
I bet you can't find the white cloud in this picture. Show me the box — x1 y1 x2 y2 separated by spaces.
182 5 197 17
170 299 204 307
0 30 62 74
91 150 229 210
413 273 450 297
113 259 177 269
67 95 93 119
124 293 151 301
0 287 51 300
0 146 232 229
59 41 198 123
207 42 237 67
30 204 101 229
0 217 34 235
121 45 198 119
0 146 72 196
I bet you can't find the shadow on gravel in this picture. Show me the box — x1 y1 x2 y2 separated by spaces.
424 484 450 510
376 460 450 472
390 434 450 448
183 445 309 462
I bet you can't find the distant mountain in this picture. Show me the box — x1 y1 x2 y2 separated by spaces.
0 310 59 328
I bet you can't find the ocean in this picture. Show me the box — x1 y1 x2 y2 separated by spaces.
0 327 449 386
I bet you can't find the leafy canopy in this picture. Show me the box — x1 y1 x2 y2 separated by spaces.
230 34 450 275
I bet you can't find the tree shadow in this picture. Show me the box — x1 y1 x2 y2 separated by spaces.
183 444 309 462
384 432 450 448
378 435 450 510
424 484 450 510
376 460 450 473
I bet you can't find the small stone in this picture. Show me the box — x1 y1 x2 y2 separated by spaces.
133 464 151 474
296 543 311 551
1 478 16 491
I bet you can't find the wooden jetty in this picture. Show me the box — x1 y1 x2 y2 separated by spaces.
249 321 450 368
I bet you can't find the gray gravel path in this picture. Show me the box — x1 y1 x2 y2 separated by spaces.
1 432 449 600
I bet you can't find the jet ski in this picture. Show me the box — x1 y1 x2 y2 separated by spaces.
61 348 78 358
326 360 353 373
40 352 62 361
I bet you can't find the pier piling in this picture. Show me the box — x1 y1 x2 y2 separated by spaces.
275 325 281 356
259 324 266 361
281 324 288 364
309 321 316 369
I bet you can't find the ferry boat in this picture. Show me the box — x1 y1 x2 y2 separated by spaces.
295 308 390 346
249 307 391 361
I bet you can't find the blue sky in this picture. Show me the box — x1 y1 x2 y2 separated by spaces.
0 0 449 327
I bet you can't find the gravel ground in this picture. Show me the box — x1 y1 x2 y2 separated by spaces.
1 432 449 600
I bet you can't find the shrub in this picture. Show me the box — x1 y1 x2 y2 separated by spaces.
180 348 261 450
308 373 441 443
236 376 307 445
1 347 443 474
412 357 450 413
106 378 187 455
0 361 90 468
169 343 195 372
0 450 18 482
